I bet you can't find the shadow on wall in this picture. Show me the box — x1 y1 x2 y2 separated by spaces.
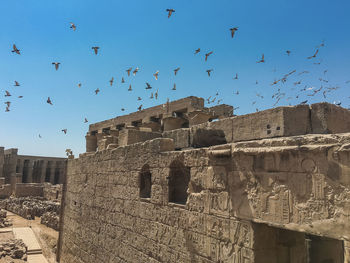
192 128 227 148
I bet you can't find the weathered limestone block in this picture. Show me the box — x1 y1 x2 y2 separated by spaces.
162 128 190 149
311 102 350 134
118 129 162 146
85 133 97 152
190 119 230 147
232 104 310 141
162 116 188 131
97 135 118 151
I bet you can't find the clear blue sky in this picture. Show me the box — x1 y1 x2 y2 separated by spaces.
1 0 349 157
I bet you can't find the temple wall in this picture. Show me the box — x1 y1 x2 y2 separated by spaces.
60 134 350 263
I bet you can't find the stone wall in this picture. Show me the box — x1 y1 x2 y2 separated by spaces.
15 183 43 197
60 134 350 263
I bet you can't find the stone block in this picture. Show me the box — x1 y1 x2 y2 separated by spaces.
311 102 350 134
118 129 162 146
162 128 190 149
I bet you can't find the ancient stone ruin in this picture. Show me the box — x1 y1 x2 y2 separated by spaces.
58 97 350 262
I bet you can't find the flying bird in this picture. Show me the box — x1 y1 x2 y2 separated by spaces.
121 77 125 83
166 9 175 18
84 118 88 123
137 97 142 101
206 69 213 77
128 85 132 91
145 83 152 89
61 129 67 134
138 104 143 111
257 54 265 63
77 83 82 88
52 62 60 70
18 96 23 98
194 48 200 54
5 107 10 112
155 89 158 100
121 108 125 111
4 101 10 107
230 27 238 38
174 67 180 76
150 93 154 99
153 71 159 80
70 22 76 31
300 100 308 105
14 81 20 86
109 77 114 86
47 97 53 105
39 134 42 138
92 46 100 55
172 83 176 90
126 68 132 76
133 67 139 76
233 73 238 80
5 91 11 97
307 49 318 59
11 44 20 54
95 88 100 95
205 51 213 61
286 50 291 56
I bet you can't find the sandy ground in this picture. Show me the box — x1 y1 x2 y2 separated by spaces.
0 212 58 263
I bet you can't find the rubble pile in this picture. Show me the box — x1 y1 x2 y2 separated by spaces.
0 239 27 262
0 197 60 230
0 209 12 228
40 211 60 231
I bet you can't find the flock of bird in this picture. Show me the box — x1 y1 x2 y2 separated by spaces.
3 8 350 142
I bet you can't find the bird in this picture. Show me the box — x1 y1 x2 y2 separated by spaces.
77 83 82 88
4 101 10 107
5 91 11 97
153 71 159 80
138 104 143 111
137 97 142 101
14 81 20 86
121 108 125 111
65 149 73 156
233 91 239 95
286 50 291 56
61 129 67 134
194 48 200 54
155 89 158 100
172 83 176 90
299 71 310 75
121 77 125 83
128 85 132 91
205 51 213 61
145 83 152 89
334 101 342 106
174 67 180 76
11 44 20 54
256 80 258 85
133 67 139 76
233 73 238 80
166 9 175 18
109 77 114 87
52 62 60 70
70 22 76 31
5 107 10 112
47 97 53 105
300 100 308 105
126 68 132 76
206 69 213 77
150 93 154 99
84 118 88 123
95 88 100 95
92 46 100 55
257 54 265 63
39 134 42 138
294 81 302 85
307 49 318 59
230 27 238 38
18 96 23 98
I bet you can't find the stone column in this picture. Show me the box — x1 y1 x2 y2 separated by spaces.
27 160 34 183
85 133 97 152
17 159 24 175
40 161 48 183
50 162 56 184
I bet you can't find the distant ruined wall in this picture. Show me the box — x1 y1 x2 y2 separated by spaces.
60 134 350 263
14 183 43 197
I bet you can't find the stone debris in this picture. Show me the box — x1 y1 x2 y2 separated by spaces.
0 239 27 262
0 197 60 230
0 209 12 228
40 211 59 231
